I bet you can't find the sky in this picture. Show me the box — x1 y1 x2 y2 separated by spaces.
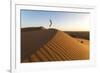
21 10 90 31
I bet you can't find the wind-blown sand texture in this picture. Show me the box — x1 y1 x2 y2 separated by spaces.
21 27 89 63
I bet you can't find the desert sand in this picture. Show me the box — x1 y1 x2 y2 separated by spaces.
21 27 89 63
75 38 89 48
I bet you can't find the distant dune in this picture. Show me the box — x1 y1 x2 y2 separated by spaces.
64 31 89 40
21 27 89 63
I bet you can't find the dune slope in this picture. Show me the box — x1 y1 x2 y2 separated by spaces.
21 28 89 62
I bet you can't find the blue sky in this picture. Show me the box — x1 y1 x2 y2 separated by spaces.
21 10 90 31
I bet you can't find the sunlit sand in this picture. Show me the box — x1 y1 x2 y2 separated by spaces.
21 27 89 63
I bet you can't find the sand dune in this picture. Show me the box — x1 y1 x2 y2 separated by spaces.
21 27 57 62
21 27 89 63
75 38 89 48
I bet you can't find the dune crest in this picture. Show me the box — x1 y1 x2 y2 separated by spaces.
21 27 89 63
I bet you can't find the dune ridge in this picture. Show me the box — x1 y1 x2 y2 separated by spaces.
21 27 89 63
21 27 58 62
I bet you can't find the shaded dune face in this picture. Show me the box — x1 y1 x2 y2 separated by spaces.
21 27 57 62
21 27 89 63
